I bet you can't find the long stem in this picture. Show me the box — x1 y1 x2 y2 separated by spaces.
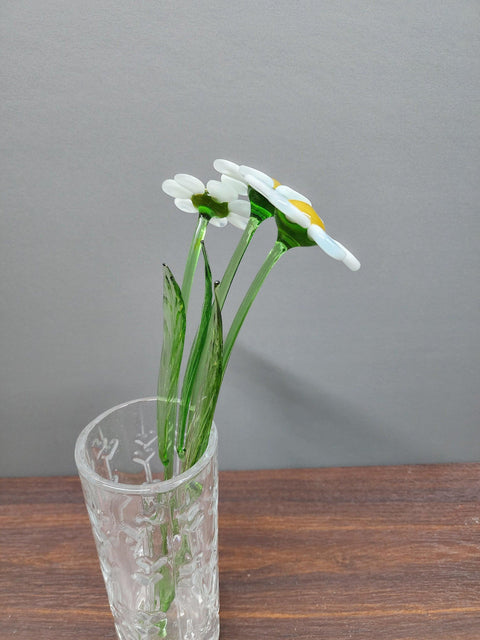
223 240 287 371
216 216 259 309
182 216 209 313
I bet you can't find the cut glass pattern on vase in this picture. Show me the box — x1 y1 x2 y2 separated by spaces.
75 398 219 640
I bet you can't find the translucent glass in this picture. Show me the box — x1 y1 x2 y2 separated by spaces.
75 398 219 640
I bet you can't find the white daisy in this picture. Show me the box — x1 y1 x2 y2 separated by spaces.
214 159 360 271
162 173 250 230
213 159 309 204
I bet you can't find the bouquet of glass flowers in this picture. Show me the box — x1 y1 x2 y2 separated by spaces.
157 159 360 479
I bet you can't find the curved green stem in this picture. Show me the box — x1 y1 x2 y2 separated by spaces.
181 216 209 313
223 240 288 371
216 217 259 309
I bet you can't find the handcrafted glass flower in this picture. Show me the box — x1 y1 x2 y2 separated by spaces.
249 173 360 271
214 159 309 217
162 173 250 230
158 158 361 479
214 159 360 271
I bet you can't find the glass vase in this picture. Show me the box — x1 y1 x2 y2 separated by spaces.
75 397 219 640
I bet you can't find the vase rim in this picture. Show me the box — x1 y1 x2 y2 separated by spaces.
74 396 218 495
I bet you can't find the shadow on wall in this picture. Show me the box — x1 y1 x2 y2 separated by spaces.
219 344 423 469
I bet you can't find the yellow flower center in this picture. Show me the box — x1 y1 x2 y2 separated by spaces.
289 199 325 230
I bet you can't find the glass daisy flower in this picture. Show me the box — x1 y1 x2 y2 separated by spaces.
214 159 360 271
162 173 250 230
214 159 309 204
214 159 282 222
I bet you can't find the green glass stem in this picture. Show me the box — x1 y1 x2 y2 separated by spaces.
181 216 209 313
223 240 288 371
177 243 214 460
216 216 259 310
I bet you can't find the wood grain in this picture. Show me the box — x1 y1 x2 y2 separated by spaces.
1 464 480 639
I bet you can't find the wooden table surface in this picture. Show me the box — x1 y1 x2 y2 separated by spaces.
1 464 480 639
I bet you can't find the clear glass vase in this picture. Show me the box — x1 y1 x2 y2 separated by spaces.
75 397 219 640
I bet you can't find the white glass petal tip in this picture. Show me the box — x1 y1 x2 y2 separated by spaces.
240 165 274 188
174 174 205 194
227 212 249 229
174 198 197 213
209 217 228 228
213 159 240 177
243 173 271 198
207 180 237 203
335 241 361 270
343 252 361 271
307 226 347 260
228 199 251 217
221 174 248 195
162 179 191 199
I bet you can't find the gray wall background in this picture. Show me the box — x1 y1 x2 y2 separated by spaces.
1 1 479 477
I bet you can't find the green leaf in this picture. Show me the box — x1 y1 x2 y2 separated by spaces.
156 564 176 613
183 277 223 470
177 243 214 458
157 265 186 475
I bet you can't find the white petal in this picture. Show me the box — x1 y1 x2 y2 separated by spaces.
247 174 310 228
244 173 276 200
209 216 228 227
334 240 361 271
174 173 204 194
227 212 249 230
280 200 311 228
343 251 361 271
221 174 248 195
213 159 241 179
276 185 312 206
207 179 237 203
240 165 274 188
307 225 347 261
228 199 251 217
174 198 197 213
162 179 192 199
